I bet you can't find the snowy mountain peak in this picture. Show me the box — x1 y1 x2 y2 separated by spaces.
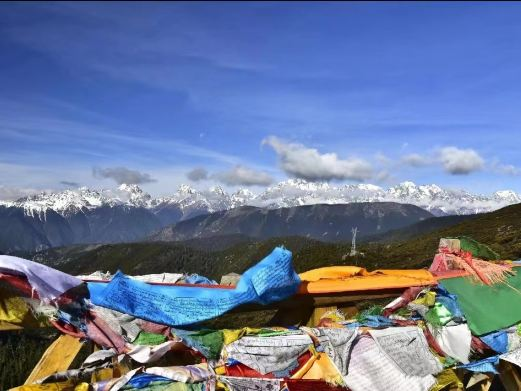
1 180 520 219
8 188 112 217
118 183 142 193
233 188 254 197
389 182 445 200
117 183 151 207
401 180 416 188
353 183 384 192
209 185 226 196
231 188 255 208
494 190 521 203
287 178 330 191
177 184 198 196
389 181 419 196
420 184 444 196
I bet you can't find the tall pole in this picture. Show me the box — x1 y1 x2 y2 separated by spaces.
350 227 358 256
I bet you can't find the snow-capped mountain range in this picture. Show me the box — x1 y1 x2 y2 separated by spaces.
1 179 519 253
1 179 520 218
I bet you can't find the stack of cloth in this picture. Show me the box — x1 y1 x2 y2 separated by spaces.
4 241 521 391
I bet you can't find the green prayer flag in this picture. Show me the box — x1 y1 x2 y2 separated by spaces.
134 331 167 346
173 329 224 360
424 303 452 327
451 236 500 260
440 272 521 335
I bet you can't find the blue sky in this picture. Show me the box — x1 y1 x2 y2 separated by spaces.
1 2 521 198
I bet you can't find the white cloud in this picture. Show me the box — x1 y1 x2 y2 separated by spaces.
400 147 520 178
0 185 45 201
375 170 392 183
401 153 430 167
375 152 391 165
492 163 521 176
439 146 484 175
262 136 373 182
60 181 80 187
213 165 273 186
186 167 208 182
92 166 156 184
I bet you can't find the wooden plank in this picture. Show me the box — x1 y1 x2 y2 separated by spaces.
25 334 83 385
498 360 521 391
310 291 403 306
232 289 404 313
0 320 23 331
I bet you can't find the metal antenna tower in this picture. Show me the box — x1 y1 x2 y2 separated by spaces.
350 227 358 256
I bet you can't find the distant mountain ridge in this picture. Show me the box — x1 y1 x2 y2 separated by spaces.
0 180 519 252
2 180 519 219
149 202 434 243
0 203 165 253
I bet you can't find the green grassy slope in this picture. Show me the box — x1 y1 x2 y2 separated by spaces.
365 214 476 243
361 202 521 269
